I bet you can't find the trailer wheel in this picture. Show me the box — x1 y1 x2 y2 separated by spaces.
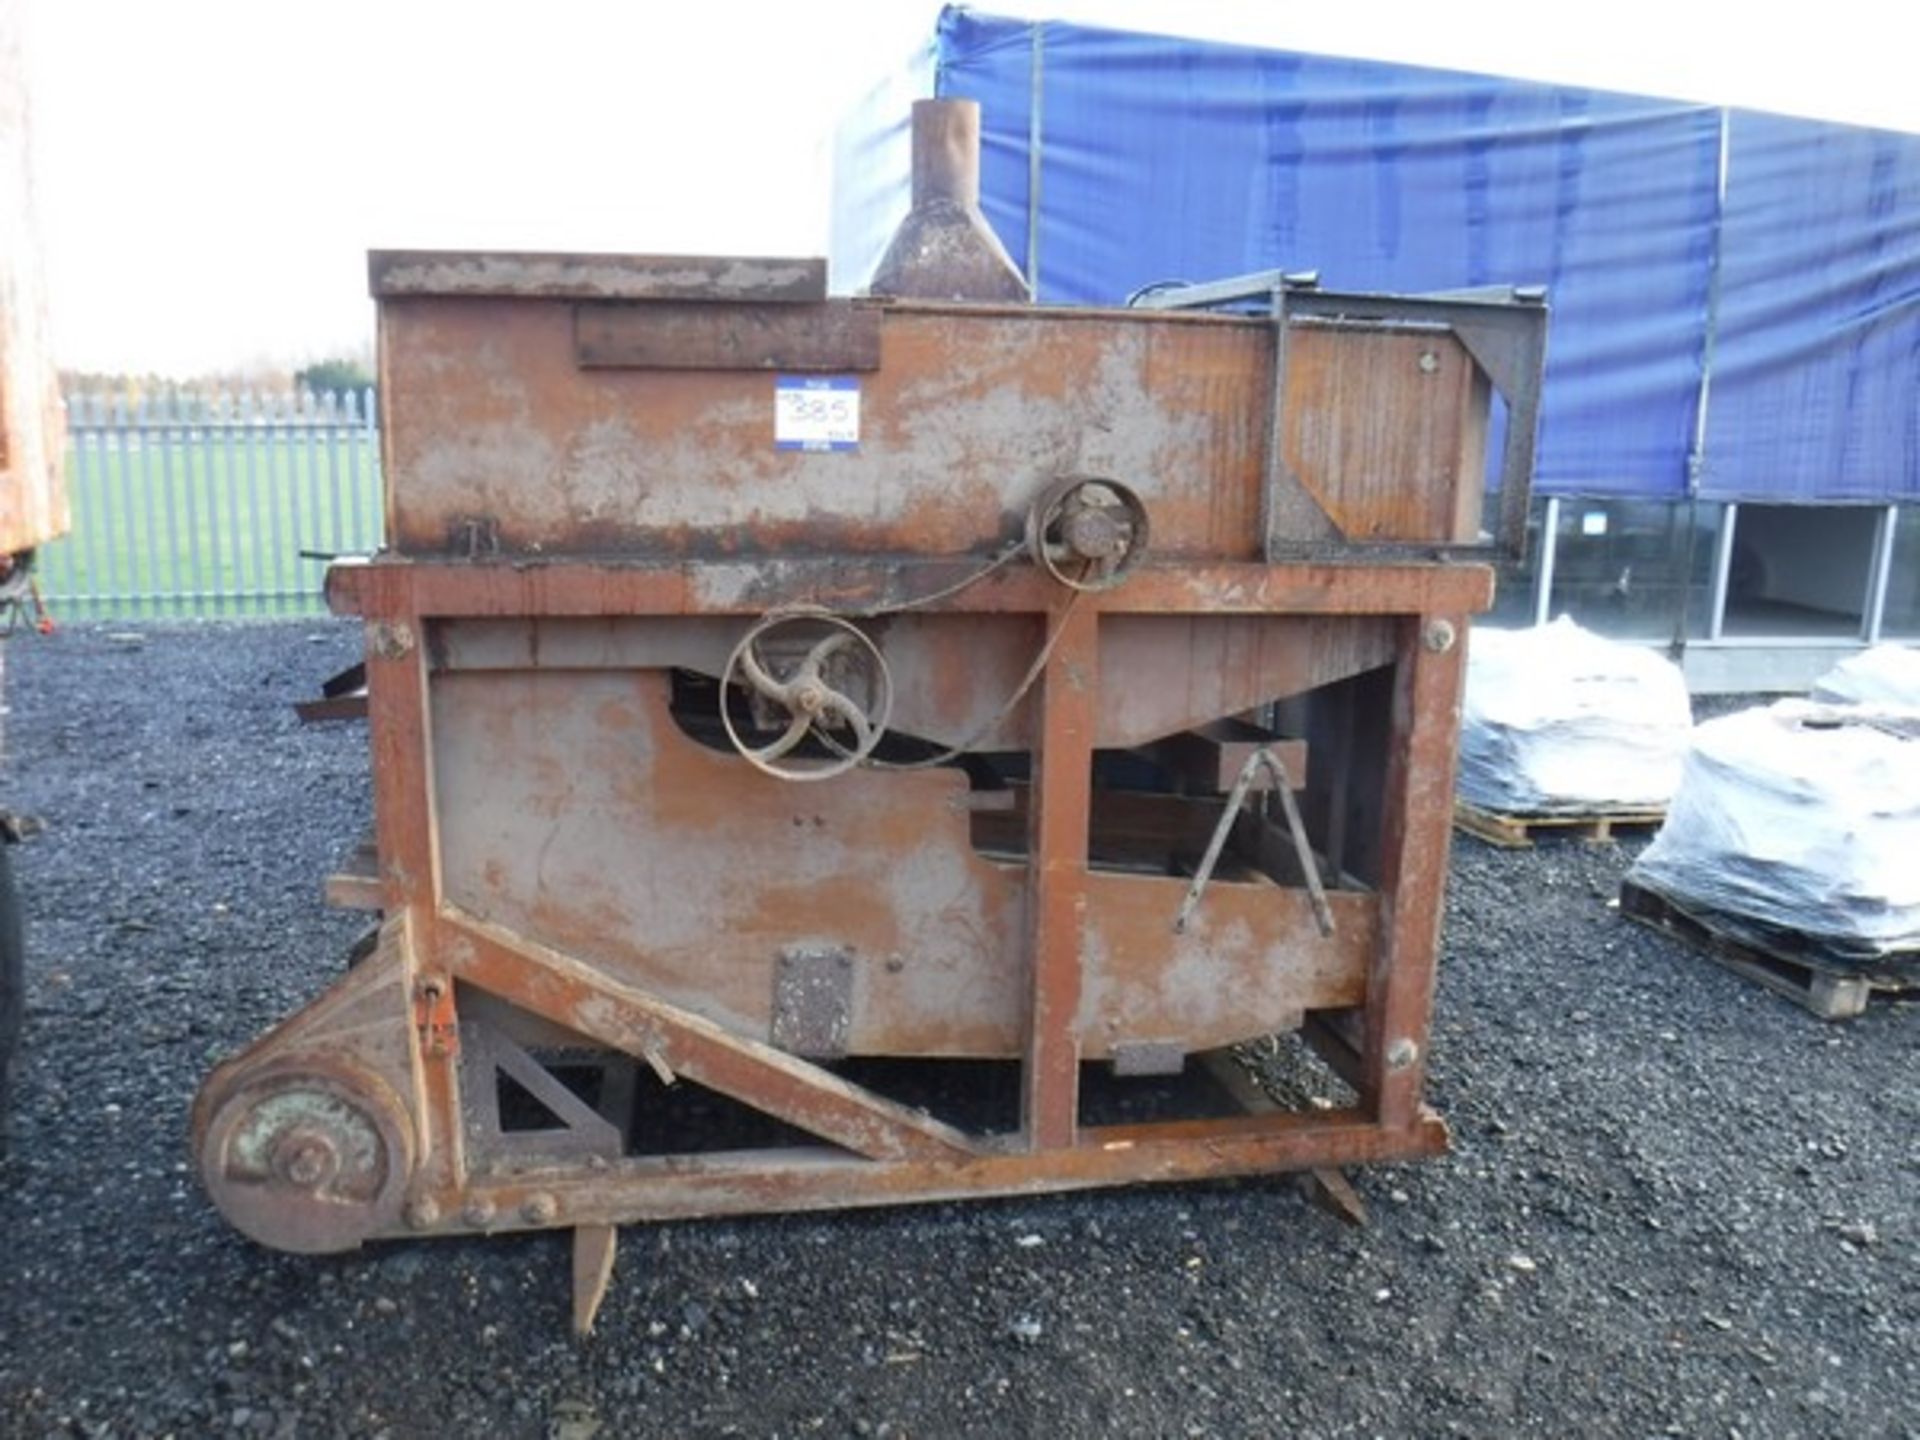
0 842 24 1152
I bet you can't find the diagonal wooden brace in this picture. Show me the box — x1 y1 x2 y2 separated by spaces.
441 912 979 1163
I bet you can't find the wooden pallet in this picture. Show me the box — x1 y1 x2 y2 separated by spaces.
1618 879 1920 1020
1453 800 1665 849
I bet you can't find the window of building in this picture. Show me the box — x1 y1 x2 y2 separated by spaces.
1545 498 1724 642
1721 504 1879 639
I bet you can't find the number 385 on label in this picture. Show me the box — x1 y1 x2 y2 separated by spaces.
774 376 861 452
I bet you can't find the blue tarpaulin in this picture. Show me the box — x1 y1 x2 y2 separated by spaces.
831 8 1920 505
1701 111 1920 502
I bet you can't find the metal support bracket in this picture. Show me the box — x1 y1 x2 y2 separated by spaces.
458 1019 628 1171
1176 747 1336 937
1135 273 1550 563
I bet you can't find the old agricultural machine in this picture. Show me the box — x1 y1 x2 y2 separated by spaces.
193 101 1547 1331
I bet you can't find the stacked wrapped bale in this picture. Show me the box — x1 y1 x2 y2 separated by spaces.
1627 703 1920 964
1810 645 1920 708
1458 618 1692 815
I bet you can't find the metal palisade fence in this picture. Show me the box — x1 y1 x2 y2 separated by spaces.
39 389 384 620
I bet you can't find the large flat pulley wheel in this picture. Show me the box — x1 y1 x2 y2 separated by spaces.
196 1058 415 1254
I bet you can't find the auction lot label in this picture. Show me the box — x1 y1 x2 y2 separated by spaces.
775 376 860 452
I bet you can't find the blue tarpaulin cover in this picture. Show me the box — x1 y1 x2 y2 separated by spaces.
1701 112 1920 502
830 8 1920 505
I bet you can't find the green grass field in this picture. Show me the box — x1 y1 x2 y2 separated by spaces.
36 427 384 621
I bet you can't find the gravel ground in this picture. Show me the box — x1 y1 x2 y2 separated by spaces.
1 623 1915 1440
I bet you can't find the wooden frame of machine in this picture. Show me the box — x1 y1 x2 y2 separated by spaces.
192 102 1547 1333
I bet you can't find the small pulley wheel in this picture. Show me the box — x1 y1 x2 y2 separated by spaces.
1027 476 1150 591
196 1058 415 1254
720 608 894 782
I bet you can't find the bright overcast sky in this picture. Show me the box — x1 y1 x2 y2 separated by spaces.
19 0 1918 376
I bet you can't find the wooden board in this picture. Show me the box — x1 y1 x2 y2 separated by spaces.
1618 879 1920 1021
1454 800 1665 850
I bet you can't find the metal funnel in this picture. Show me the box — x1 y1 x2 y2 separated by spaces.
867 100 1030 303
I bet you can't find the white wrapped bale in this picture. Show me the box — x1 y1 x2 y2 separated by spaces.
1810 645 1920 708
1627 701 1920 963
1457 617 1693 815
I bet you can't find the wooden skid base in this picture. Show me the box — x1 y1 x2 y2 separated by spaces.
1619 880 1920 1021
1454 800 1664 849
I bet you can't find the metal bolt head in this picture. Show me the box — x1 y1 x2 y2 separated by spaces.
369 621 416 661
462 1197 497 1227
1387 1038 1420 1071
1062 506 1125 561
1422 619 1457 654
286 1150 326 1187
404 1195 440 1230
277 1134 337 1190
522 1192 559 1226
791 679 827 716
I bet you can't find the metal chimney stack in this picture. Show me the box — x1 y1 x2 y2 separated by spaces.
868 100 1031 304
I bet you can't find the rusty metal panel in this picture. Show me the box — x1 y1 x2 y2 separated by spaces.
575 301 882 372
368 250 826 303
378 299 1272 559
1096 614 1395 746
380 298 1502 562
428 613 1379 780
428 666 1027 1057
1080 878 1373 1050
1284 327 1487 544
425 666 1361 1059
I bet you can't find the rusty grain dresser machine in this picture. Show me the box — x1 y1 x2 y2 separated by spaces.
193 101 1546 1332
